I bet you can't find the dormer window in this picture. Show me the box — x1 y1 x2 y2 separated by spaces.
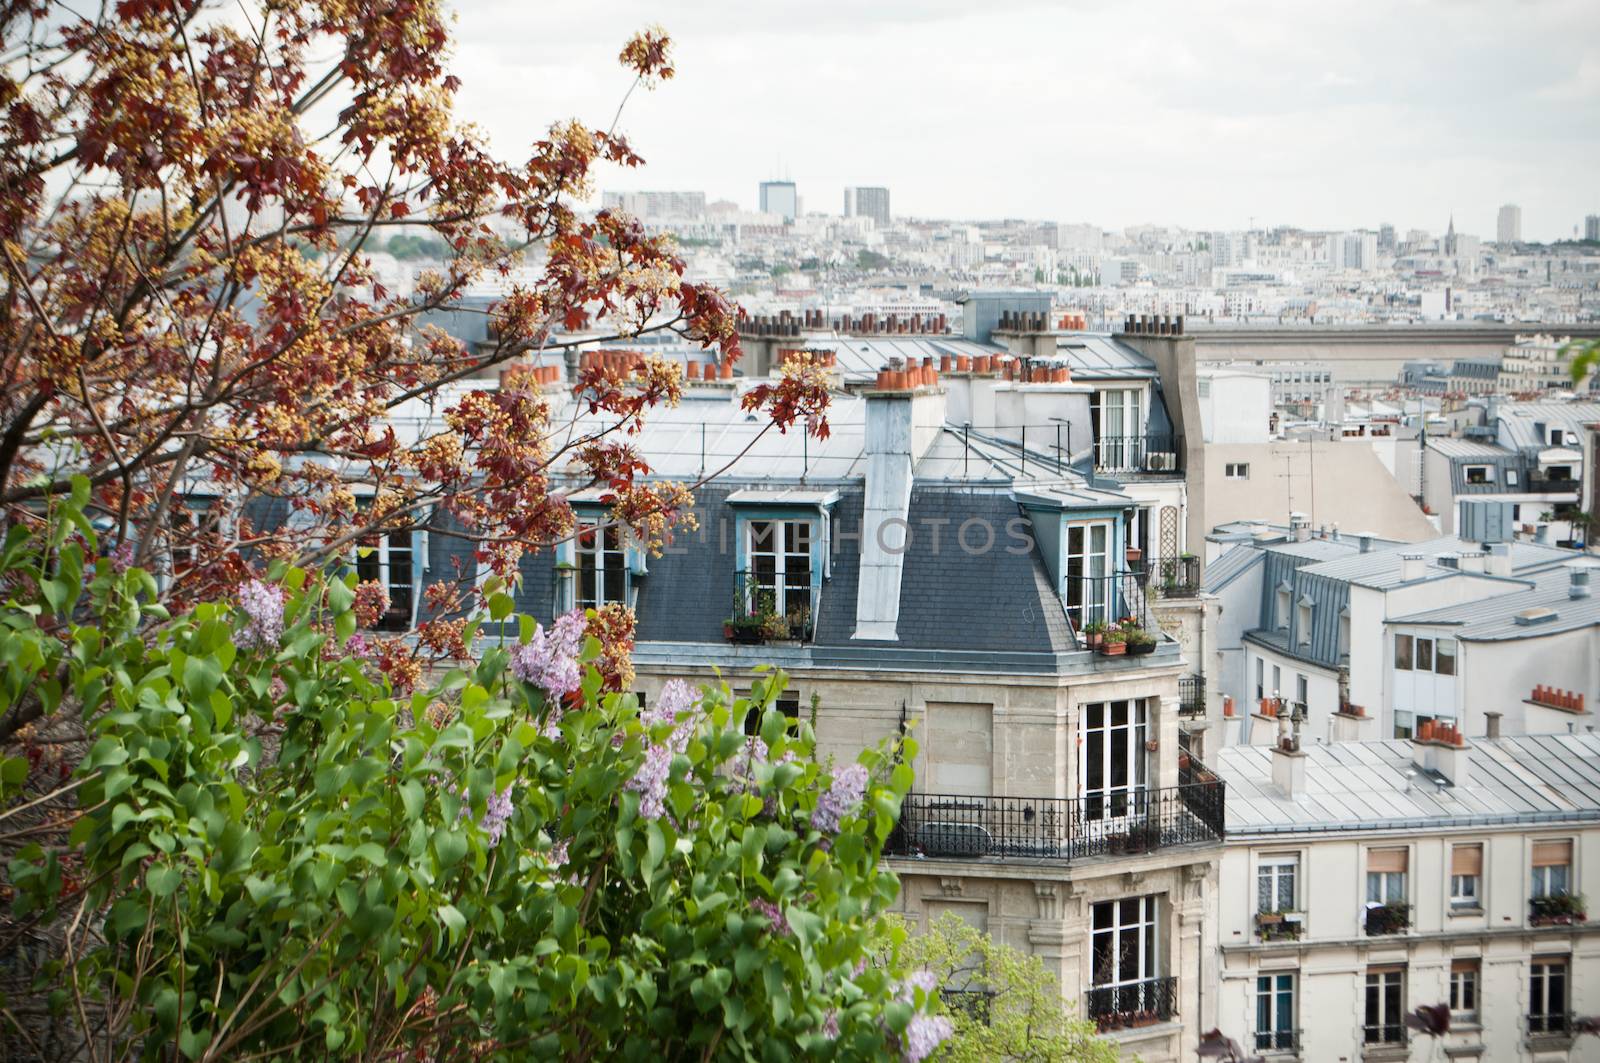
576 522 627 609
1465 466 1491 485
748 518 813 615
1276 583 1292 631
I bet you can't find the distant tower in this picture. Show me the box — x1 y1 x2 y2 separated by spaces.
1444 214 1458 256
1497 204 1522 244
758 180 798 223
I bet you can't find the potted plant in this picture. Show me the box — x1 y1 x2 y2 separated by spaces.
1365 901 1411 936
1099 629 1127 656
1530 893 1588 926
1126 628 1158 655
1125 546 1143 565
1083 620 1108 649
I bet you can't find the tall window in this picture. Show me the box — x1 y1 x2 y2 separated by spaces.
1449 960 1478 1019
575 523 627 608
1532 840 1573 898
1393 634 1413 670
1255 658 1265 701
1091 896 1158 990
1296 603 1311 646
167 502 217 578
1529 959 1568 1034
747 519 812 617
1064 522 1113 630
1294 674 1308 709
1258 855 1298 914
1338 610 1351 657
1366 848 1408 904
1255 973 1295 1051
1275 587 1290 630
1451 845 1483 908
356 530 415 631
1364 968 1405 1044
1092 389 1142 469
1081 700 1147 822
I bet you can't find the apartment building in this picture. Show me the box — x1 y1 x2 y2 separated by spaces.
1497 334 1587 393
1214 732 1600 1062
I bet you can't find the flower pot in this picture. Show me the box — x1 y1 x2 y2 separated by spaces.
1125 547 1143 563
1100 641 1126 656
1086 631 1104 649
1178 753 1192 770
1128 640 1156 656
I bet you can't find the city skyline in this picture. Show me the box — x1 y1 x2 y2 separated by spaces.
451 0 1600 241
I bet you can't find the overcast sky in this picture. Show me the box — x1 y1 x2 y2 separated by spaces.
450 0 1600 241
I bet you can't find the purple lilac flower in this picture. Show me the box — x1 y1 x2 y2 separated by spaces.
509 609 585 698
642 679 702 754
749 897 791 937
345 632 374 660
109 540 134 572
821 1010 840 1039
237 579 285 650
900 1014 953 1063
811 763 870 833
547 837 569 867
898 970 938 999
626 742 673 820
481 785 513 847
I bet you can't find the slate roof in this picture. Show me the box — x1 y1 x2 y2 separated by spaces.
1050 335 1159 380
1218 734 1600 835
1426 437 1514 460
1388 564 1600 640
1497 402 1600 450
1297 535 1575 588
1202 543 1264 593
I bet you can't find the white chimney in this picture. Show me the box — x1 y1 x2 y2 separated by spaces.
853 380 945 640
1485 543 1512 578
1418 732 1470 787
1399 554 1426 581
1570 564 1593 600
1290 512 1311 542
1458 551 1486 573
1271 716 1307 797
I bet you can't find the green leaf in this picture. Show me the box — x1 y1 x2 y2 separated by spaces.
438 903 466 935
147 864 183 898
434 829 467 868
399 779 424 820
489 592 514 620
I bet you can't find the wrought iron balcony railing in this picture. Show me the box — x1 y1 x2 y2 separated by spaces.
1528 1012 1574 1037
1178 674 1206 718
1086 976 1177 1032
1156 555 1201 598
1254 1028 1301 1053
1067 569 1154 648
1094 433 1184 476
886 781 1225 862
1363 1022 1406 1046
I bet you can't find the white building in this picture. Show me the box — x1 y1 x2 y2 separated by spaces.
1214 732 1600 1062
758 180 798 223
1498 335 1588 393
1499 204 1523 245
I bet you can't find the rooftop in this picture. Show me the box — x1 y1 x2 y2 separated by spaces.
1219 734 1600 835
1389 564 1600 640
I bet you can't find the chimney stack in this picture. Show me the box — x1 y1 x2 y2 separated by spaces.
1399 554 1426 582
1271 715 1307 797
1359 533 1374 554
1484 711 1502 740
1570 564 1592 600
1486 543 1512 577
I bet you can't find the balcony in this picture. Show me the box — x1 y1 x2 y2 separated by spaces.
1528 1012 1575 1038
1363 1023 1406 1047
1526 473 1580 496
1364 902 1411 936
1254 1029 1302 1054
886 781 1225 862
1254 910 1304 942
724 569 817 645
1094 433 1184 476
1154 555 1201 598
1178 674 1206 719
1086 976 1177 1033
1068 570 1155 650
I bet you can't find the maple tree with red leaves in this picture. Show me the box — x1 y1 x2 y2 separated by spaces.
0 0 830 737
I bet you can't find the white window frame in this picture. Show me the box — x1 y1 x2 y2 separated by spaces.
1464 465 1492 485
1530 959 1568 1030
1449 963 1478 1018
1364 968 1405 1045
1257 855 1299 914
356 530 416 631
1255 972 1296 1052
1080 700 1148 827
1226 462 1250 480
575 521 628 610
1064 520 1115 629
1532 860 1572 899
1451 870 1480 908
1090 895 1158 989
745 518 814 617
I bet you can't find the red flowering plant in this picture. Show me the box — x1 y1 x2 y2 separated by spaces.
0 3 832 744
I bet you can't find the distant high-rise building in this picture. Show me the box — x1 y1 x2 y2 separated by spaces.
1586 215 1600 242
843 186 890 227
1377 223 1395 252
759 180 798 222
600 190 706 220
1497 204 1522 244
1211 231 1241 268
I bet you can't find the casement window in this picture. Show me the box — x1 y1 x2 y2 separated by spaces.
1296 603 1311 646
1090 895 1158 989
1338 608 1351 656
1531 840 1573 898
1435 639 1456 676
356 530 416 631
1254 972 1295 1051
1257 855 1298 914
1450 845 1483 908
1294 674 1308 711
1272 665 1281 699
1255 658 1265 701
746 518 813 618
1529 958 1568 1034
1449 960 1478 1018
575 522 627 609
1091 389 1143 470
1081 700 1149 822
1225 463 1250 480
1465 466 1491 485
1275 586 1291 630
1064 521 1114 629
1506 469 1520 486
1364 967 1405 1044
1394 634 1413 670
1366 848 1408 904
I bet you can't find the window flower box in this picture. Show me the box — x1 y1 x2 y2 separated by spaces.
1099 631 1127 656
1255 911 1304 941
1364 901 1411 936
1530 893 1587 926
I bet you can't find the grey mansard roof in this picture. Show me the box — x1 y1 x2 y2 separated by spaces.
1219 733 1600 836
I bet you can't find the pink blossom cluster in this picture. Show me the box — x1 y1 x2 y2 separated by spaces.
237 579 285 650
642 679 702 753
749 896 791 937
510 609 585 699
481 785 513 847
811 763 869 833
626 741 673 820
893 971 953 1063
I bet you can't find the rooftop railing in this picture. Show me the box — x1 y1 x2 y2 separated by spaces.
886 781 1224 863
1155 555 1201 598
1178 675 1206 719
1067 569 1153 648
1094 433 1184 476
